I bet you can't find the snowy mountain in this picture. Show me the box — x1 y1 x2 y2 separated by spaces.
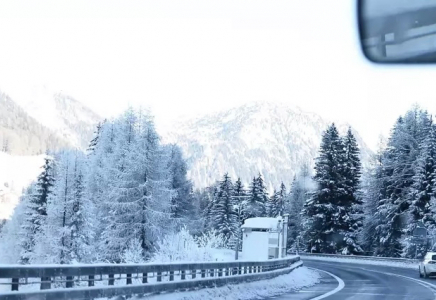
162 102 373 191
9 85 102 151
0 91 71 155
0 87 102 220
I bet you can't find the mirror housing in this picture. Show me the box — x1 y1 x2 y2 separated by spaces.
358 0 436 63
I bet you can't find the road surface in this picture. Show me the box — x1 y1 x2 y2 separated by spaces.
274 258 436 299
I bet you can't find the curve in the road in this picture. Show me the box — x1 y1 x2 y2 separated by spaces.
307 268 345 299
282 259 436 300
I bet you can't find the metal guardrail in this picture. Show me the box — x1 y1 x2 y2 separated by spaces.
0 256 302 300
299 252 419 264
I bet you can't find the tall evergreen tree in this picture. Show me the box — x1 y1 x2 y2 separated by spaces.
20 156 54 263
373 109 423 257
341 128 363 254
166 144 193 222
244 174 267 219
403 122 436 258
267 190 279 217
34 150 94 264
302 124 347 253
210 173 237 245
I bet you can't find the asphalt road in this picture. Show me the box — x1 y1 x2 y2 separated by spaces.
272 259 436 300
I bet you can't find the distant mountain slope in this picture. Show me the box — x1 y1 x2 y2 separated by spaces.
52 93 102 150
0 91 71 155
8 85 102 151
162 102 373 191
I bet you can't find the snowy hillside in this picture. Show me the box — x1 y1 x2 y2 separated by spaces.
0 152 45 219
0 91 71 155
6 85 102 151
162 102 373 191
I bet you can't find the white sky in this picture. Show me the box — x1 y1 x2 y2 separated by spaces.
1 0 436 150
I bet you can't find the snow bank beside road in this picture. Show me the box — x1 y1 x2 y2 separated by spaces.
301 255 418 270
138 267 320 300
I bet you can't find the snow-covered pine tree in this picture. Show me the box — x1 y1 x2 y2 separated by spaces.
35 150 93 264
360 137 386 255
341 127 363 254
266 190 278 217
84 120 116 261
20 156 54 263
287 162 313 250
276 182 287 217
100 109 174 262
203 182 219 232
244 174 267 219
256 174 268 217
233 177 247 222
166 144 193 223
373 109 423 257
403 120 436 258
87 120 105 155
302 123 346 253
210 173 237 245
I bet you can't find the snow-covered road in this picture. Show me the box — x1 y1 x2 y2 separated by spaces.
275 259 436 300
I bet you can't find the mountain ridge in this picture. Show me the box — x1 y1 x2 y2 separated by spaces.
162 101 373 191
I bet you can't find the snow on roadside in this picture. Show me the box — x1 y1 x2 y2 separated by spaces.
136 267 320 300
301 255 418 270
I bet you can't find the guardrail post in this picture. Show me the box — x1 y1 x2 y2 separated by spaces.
142 273 147 283
41 276 51 290
201 269 206 278
181 270 186 280
238 265 242 275
66 276 74 288
88 275 95 287
191 269 196 279
249 266 252 274
209 268 214 277
126 273 132 285
218 268 222 277
11 278 19 291
108 274 115 286
157 271 162 282
169 271 174 281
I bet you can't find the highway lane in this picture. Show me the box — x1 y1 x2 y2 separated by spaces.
272 259 436 299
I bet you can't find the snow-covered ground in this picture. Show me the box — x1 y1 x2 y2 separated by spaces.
301 255 418 270
0 152 45 219
136 266 319 300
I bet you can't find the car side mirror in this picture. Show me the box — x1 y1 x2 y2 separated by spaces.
358 0 436 63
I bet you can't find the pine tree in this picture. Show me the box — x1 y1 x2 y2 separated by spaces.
166 144 193 222
302 124 347 253
99 110 174 262
34 150 94 264
267 190 279 217
210 173 237 245
403 122 436 258
20 156 54 263
341 128 363 254
233 177 248 224
244 174 267 219
373 110 422 257
360 138 386 255
276 182 287 217
87 120 105 155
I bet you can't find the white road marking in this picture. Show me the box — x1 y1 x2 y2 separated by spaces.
359 267 436 300
307 267 345 300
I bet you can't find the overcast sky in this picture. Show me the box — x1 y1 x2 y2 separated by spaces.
1 0 436 150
